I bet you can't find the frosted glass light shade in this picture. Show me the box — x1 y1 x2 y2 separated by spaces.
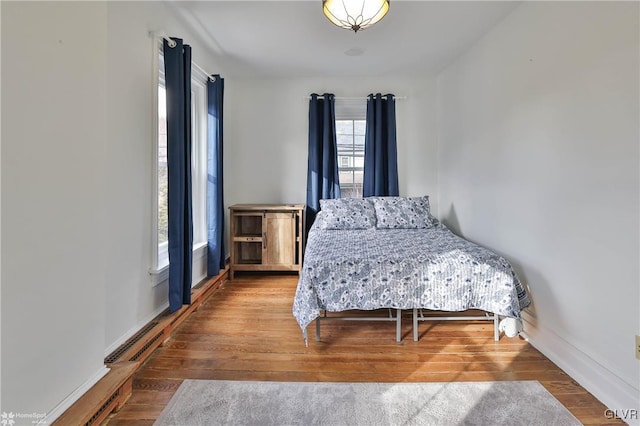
323 0 390 32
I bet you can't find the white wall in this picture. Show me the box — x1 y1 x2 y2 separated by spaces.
1 1 226 419
1 1 109 417
224 76 438 212
437 1 639 413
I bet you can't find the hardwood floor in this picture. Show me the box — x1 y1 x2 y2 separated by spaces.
106 274 620 425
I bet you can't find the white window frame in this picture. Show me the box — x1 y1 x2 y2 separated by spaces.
150 40 208 286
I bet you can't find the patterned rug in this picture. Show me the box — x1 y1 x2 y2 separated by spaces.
154 380 581 426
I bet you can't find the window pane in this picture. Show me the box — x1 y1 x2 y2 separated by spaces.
190 80 208 247
335 121 352 135
158 85 168 245
336 134 353 147
336 119 365 198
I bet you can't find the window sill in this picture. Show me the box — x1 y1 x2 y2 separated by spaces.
149 242 208 287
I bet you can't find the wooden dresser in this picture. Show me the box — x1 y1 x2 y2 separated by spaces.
229 204 305 279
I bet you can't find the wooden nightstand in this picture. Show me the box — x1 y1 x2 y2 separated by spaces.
229 204 305 279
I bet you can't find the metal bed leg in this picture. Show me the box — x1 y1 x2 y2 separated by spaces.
494 314 500 341
413 308 418 342
312 310 403 343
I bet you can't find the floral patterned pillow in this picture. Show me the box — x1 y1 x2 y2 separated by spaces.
372 196 434 229
319 198 377 230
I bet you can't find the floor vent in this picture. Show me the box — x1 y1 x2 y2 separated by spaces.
130 330 164 361
85 389 119 426
52 362 137 426
105 321 159 364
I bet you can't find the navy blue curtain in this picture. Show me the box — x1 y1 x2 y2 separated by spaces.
363 93 399 197
306 93 340 234
206 75 225 277
164 38 193 312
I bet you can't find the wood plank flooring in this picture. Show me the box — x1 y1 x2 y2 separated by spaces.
106 274 620 425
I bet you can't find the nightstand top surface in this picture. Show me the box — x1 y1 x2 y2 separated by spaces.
229 204 304 211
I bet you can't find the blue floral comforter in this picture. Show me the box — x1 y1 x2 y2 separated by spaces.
292 221 530 332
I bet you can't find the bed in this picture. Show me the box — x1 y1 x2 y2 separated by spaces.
292 196 530 345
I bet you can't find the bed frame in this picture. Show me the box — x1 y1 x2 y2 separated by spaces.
412 309 500 342
308 308 500 344
310 309 403 344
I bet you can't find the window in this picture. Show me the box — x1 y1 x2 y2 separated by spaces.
190 78 207 252
335 99 366 198
336 119 365 198
152 47 208 281
156 57 169 269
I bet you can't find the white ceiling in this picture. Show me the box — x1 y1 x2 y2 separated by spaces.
168 1 521 78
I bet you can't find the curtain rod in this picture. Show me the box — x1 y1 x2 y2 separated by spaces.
307 96 407 100
149 30 176 48
149 30 217 82
193 63 217 83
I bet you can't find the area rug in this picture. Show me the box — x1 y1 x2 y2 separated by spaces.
154 380 581 426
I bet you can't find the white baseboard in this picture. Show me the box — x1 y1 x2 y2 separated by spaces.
521 311 640 426
44 365 110 424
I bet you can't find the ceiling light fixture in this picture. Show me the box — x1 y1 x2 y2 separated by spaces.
322 0 390 33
